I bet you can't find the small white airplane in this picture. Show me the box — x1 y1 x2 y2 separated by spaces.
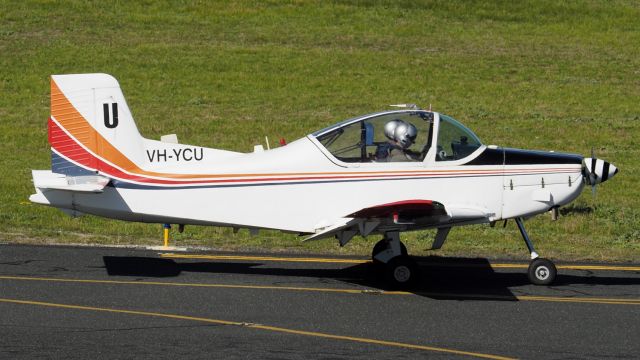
30 74 618 288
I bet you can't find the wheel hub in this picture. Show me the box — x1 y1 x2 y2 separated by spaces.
393 265 411 283
535 266 550 280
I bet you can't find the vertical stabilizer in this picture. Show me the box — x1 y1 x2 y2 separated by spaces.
49 74 146 176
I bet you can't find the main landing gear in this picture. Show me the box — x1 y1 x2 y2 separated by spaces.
515 217 557 285
371 232 418 289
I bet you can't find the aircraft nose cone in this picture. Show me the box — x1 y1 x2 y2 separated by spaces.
584 158 619 184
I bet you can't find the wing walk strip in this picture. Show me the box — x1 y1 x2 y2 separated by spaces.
0 298 513 360
159 254 640 272
1 276 638 306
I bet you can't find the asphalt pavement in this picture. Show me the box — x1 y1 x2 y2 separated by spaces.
0 244 638 359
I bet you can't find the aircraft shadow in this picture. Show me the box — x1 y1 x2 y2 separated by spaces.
102 255 640 302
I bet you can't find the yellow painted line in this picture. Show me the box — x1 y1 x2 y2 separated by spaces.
1 275 639 306
0 275 377 294
160 253 640 272
419 292 640 306
491 263 640 272
0 298 514 360
160 253 368 264
516 296 640 306
557 265 640 271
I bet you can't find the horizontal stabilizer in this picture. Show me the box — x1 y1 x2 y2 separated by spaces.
31 170 110 193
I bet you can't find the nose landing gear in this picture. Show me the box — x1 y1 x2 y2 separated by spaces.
515 217 557 285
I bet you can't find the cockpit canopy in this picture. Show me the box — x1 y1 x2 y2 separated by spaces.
312 110 482 163
436 113 482 161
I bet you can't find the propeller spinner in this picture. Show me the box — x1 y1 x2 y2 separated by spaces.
583 157 618 191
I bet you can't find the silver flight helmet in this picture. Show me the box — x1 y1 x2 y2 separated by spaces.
394 121 417 149
384 119 403 140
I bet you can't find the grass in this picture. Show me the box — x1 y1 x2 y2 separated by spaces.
0 0 638 261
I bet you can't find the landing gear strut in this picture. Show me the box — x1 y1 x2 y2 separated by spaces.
515 217 557 285
371 237 407 263
371 232 418 289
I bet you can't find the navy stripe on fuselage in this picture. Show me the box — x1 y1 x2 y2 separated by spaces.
110 170 577 190
464 147 583 166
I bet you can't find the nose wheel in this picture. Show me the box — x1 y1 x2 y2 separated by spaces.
515 217 557 285
528 258 557 285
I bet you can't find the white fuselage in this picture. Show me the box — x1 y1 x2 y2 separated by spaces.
30 74 590 237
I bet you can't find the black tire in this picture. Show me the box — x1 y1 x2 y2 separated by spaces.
528 258 557 285
384 255 419 290
371 239 407 262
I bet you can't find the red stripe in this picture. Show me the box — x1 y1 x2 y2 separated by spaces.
349 200 440 218
49 118 97 170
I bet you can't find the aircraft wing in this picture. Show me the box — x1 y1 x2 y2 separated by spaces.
305 200 492 244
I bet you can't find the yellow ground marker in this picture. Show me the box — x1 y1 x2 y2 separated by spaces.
159 253 640 272
0 297 514 360
163 224 170 247
1 276 639 306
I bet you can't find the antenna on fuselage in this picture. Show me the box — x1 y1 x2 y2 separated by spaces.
389 103 420 110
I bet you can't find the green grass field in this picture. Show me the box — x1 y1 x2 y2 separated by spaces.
1 0 638 261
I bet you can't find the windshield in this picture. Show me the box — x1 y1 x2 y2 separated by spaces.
315 111 434 163
436 114 482 161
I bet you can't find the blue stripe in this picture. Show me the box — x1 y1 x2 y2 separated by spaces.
51 151 96 176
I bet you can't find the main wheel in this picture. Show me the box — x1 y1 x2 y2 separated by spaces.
528 258 557 285
384 255 419 290
371 239 407 261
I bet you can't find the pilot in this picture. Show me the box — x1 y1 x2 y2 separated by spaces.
384 119 402 141
374 119 400 160
378 119 418 162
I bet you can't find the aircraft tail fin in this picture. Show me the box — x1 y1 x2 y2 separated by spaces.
49 73 146 176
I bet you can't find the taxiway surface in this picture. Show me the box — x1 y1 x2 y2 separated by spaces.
0 244 638 359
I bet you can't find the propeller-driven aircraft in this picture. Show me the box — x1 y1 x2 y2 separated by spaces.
30 74 618 288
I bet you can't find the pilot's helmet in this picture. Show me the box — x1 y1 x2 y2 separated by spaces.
384 119 402 140
394 121 417 149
